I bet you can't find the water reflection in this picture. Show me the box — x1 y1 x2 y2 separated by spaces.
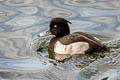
5 0 34 6
0 58 52 70
0 35 32 58
0 0 120 79
64 0 96 6
80 8 120 17
19 6 38 15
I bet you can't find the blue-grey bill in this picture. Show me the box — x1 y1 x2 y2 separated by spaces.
38 30 52 37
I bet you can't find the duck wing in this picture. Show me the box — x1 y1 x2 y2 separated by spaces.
59 32 104 47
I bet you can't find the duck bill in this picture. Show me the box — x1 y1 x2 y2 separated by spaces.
38 30 52 37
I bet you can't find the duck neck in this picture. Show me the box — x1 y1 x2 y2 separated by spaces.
55 34 69 38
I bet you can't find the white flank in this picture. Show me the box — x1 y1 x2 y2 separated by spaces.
94 37 100 42
54 41 89 55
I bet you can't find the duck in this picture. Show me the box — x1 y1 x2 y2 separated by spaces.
48 17 109 55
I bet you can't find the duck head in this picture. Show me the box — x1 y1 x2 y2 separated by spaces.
49 17 72 38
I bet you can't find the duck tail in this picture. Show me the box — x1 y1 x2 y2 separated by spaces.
97 45 110 53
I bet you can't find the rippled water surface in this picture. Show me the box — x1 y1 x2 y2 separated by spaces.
0 0 120 80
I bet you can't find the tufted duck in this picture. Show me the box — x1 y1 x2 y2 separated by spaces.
48 17 109 55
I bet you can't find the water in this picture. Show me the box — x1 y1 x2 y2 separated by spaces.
0 0 120 80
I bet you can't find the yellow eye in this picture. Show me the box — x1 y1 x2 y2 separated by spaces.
54 25 57 28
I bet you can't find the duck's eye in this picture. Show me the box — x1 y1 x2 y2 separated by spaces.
53 25 57 28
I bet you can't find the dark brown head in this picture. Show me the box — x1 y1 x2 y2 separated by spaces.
49 17 72 38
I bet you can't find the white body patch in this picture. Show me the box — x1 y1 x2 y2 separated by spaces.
94 37 100 42
54 41 89 55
